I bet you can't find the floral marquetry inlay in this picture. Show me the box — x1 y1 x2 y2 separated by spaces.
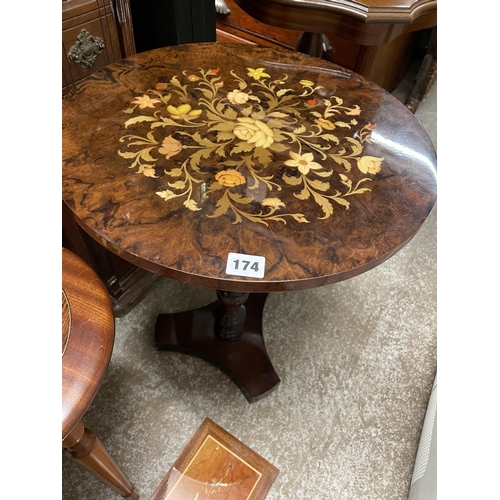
118 67 383 225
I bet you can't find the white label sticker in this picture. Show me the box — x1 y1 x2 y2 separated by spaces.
226 252 266 278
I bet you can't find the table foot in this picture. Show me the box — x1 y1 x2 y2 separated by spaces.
154 293 280 403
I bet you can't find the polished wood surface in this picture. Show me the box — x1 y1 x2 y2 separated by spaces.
216 0 302 50
63 200 158 315
216 0 419 91
62 248 138 499
233 0 436 45
62 0 136 96
63 0 158 315
62 248 115 438
62 43 437 294
149 418 278 500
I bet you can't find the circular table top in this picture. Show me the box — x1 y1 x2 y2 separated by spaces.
62 43 436 293
62 248 115 440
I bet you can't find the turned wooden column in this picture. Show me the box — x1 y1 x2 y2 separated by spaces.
214 290 249 341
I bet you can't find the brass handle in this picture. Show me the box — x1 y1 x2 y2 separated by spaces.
67 29 105 69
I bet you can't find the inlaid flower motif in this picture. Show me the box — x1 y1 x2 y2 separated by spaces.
357 156 383 174
156 189 178 201
215 169 246 187
159 135 183 159
142 167 158 178
233 117 275 148
315 117 336 130
132 94 161 109
345 105 361 116
227 89 250 105
247 67 270 80
167 104 202 120
120 66 383 225
262 198 285 208
284 151 323 175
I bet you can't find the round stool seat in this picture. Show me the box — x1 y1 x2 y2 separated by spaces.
62 248 115 440
62 248 138 498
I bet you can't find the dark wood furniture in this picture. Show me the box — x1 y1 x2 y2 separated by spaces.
63 0 136 96
149 418 278 500
216 0 301 49
62 248 139 499
63 0 159 314
233 0 437 45
62 43 437 403
405 26 437 112
230 0 437 91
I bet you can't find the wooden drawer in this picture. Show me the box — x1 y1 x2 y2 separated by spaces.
62 0 135 95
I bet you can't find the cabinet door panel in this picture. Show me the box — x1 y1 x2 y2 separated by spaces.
62 0 124 94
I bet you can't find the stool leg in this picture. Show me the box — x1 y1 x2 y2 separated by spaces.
63 420 139 499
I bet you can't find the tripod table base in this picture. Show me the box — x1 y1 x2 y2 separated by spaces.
154 293 280 403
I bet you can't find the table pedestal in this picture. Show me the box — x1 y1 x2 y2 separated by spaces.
154 292 280 403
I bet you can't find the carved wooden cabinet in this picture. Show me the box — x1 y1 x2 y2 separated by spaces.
216 0 424 91
63 0 158 313
63 0 136 95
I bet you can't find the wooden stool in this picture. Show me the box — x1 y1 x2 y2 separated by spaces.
62 248 139 499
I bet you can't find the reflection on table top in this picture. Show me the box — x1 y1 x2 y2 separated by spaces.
62 43 436 293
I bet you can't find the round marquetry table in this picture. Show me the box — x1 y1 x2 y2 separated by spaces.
62 43 437 403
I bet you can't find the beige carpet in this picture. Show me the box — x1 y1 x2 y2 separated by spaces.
62 69 437 500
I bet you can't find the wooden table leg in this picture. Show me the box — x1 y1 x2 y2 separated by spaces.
405 27 437 113
296 32 328 59
155 291 280 403
63 420 139 499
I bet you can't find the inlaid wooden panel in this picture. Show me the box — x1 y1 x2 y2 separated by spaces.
62 290 71 356
62 43 436 293
149 418 278 500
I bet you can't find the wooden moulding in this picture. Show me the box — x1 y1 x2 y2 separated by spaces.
233 0 436 46
149 418 279 500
